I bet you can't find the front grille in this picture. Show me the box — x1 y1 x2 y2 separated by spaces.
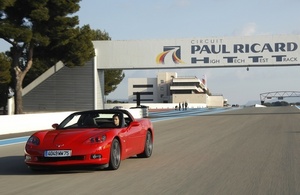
37 156 85 162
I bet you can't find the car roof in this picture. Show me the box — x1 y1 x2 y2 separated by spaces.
72 109 133 118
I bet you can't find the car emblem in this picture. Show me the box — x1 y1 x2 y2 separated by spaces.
56 144 64 148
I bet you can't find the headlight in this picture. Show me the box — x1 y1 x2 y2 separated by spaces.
87 135 107 144
27 136 40 146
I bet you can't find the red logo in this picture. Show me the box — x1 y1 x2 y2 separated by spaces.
156 46 185 64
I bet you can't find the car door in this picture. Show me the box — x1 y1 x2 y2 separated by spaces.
125 120 145 156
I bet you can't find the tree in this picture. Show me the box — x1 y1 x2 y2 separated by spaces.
90 29 125 96
0 53 11 85
104 69 125 95
25 29 125 96
0 52 11 113
22 58 49 87
0 0 94 114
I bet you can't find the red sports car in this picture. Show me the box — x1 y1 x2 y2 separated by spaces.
24 109 154 170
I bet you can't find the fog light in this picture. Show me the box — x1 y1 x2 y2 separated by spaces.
25 155 32 161
91 154 102 159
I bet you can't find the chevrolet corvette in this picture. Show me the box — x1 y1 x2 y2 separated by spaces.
24 109 154 170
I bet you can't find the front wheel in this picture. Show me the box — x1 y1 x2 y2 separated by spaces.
137 131 153 158
108 138 121 170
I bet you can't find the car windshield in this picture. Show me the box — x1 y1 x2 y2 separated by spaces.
57 110 131 129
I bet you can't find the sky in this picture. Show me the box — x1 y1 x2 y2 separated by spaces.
1 0 300 105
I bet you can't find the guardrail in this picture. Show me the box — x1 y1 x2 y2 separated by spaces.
0 108 146 136
0 112 73 135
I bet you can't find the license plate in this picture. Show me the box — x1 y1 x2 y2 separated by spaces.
44 150 72 157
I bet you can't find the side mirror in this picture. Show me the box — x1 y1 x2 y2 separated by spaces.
52 123 59 129
130 121 140 127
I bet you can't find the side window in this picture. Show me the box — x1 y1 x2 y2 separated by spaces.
123 113 132 126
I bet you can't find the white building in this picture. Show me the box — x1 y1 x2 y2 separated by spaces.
128 72 224 107
128 77 159 103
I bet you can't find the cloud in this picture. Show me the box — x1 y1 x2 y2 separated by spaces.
234 22 257 36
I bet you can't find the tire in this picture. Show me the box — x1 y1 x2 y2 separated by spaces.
137 131 153 158
108 138 121 170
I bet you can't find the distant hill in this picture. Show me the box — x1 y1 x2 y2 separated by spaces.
244 100 261 106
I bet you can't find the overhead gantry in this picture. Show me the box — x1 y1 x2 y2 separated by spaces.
260 91 300 104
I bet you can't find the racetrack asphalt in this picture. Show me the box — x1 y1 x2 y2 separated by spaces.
1 106 300 194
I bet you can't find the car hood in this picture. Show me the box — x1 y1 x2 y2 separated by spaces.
40 128 108 147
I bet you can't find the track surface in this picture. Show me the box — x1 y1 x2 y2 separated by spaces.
1 107 300 195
